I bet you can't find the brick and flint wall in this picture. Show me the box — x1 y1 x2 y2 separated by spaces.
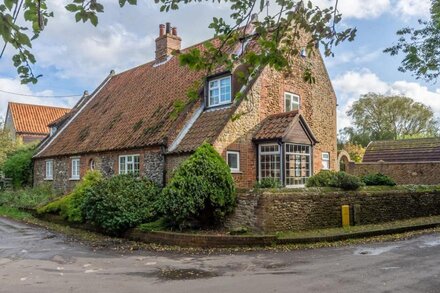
34 146 165 194
226 189 440 233
214 49 338 188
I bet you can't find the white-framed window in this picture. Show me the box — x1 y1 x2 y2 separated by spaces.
322 152 330 170
119 155 140 175
208 75 232 107
45 160 53 180
285 144 311 186
284 92 300 112
259 144 281 181
71 158 80 180
227 151 240 173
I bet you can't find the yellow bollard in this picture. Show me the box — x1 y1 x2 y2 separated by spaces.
341 205 350 228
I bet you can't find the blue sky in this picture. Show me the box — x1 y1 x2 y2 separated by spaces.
0 0 437 132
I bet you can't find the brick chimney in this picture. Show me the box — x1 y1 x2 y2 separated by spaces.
155 22 181 63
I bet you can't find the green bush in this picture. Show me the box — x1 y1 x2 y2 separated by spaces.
37 170 102 223
82 175 160 235
306 170 363 190
361 173 396 186
254 178 282 189
158 143 236 229
3 145 36 188
0 184 55 209
333 171 363 190
305 170 335 187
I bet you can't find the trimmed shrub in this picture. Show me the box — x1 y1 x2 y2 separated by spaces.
333 171 363 190
82 175 160 235
158 143 236 229
37 170 102 223
3 145 36 188
361 173 396 186
305 170 335 188
306 170 363 190
254 178 282 189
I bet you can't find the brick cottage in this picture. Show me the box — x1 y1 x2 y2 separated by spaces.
33 22 337 194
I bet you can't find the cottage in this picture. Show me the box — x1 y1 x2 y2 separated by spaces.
4 102 70 144
33 23 337 193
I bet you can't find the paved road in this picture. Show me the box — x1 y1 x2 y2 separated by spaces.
1 217 440 293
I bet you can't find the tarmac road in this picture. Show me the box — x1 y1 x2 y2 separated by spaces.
0 217 440 293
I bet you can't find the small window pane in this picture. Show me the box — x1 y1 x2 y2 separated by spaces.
227 151 239 172
208 76 231 107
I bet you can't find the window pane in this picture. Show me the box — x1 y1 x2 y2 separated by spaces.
227 153 238 170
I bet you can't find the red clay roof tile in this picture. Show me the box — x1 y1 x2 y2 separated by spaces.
8 102 70 135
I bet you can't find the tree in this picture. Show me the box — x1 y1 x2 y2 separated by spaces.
344 93 438 145
0 0 356 84
0 117 16 172
385 0 440 82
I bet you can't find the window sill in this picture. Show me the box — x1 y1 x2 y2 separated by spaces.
231 170 242 174
69 177 80 181
44 178 53 181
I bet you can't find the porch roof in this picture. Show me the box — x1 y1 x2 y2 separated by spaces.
253 111 318 145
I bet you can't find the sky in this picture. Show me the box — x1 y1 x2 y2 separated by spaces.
0 0 438 133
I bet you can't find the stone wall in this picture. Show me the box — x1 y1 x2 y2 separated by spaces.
226 189 440 233
34 146 164 194
347 161 440 185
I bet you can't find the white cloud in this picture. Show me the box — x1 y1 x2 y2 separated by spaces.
0 78 79 119
333 69 440 130
313 0 390 19
394 0 431 18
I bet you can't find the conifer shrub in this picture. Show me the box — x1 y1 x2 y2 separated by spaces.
361 173 396 186
158 143 236 229
82 175 160 235
306 170 363 190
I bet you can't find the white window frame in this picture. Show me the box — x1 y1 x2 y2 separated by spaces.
208 75 232 107
258 143 281 182
119 154 140 175
226 151 240 173
70 157 80 180
285 144 312 187
322 152 330 170
49 126 57 136
45 160 53 180
89 159 95 170
284 92 300 112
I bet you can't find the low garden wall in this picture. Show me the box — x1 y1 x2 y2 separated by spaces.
347 161 440 185
225 189 440 233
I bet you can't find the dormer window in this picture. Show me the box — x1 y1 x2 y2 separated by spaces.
208 75 231 107
49 126 57 136
285 92 300 112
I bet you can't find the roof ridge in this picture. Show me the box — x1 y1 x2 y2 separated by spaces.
8 101 71 110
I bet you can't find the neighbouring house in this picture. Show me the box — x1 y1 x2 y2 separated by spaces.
347 137 440 185
4 102 70 144
33 22 337 193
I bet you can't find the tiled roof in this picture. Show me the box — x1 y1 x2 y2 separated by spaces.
8 102 70 135
363 138 440 163
253 111 299 141
171 107 236 153
34 40 226 158
253 110 318 144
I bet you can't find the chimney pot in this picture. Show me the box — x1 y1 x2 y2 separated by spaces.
155 22 181 63
159 24 165 37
